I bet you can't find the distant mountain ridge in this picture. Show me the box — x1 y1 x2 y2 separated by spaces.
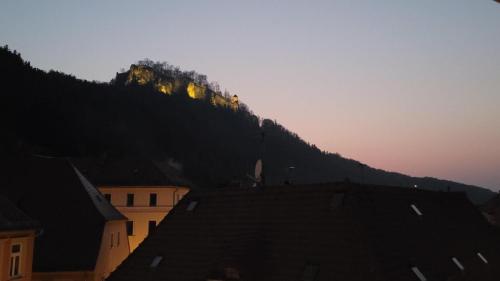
0 45 494 203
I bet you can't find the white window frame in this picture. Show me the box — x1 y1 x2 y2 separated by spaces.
9 243 22 278
150 256 163 268
187 201 198 211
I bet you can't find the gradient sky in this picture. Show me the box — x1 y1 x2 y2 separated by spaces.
1 0 499 190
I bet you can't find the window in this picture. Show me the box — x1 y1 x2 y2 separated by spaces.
301 263 319 281
148 220 157 234
224 267 240 280
187 201 198 211
150 256 163 268
330 192 345 209
150 193 157 206
104 193 111 202
110 233 114 248
451 257 464 271
477 252 488 264
10 243 22 278
411 266 427 281
411 204 423 216
127 193 134 207
127 221 134 236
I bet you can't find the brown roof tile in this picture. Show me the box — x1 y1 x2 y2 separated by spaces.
0 195 39 231
108 183 500 281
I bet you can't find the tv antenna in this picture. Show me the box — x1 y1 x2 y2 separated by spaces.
255 159 263 183
247 159 263 187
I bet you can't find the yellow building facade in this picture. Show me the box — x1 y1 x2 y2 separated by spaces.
0 230 36 281
99 186 189 252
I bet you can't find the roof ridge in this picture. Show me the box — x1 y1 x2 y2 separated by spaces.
70 163 126 221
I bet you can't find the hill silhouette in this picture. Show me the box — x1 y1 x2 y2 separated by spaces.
0 45 494 203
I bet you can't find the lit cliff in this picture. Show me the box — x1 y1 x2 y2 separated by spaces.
118 63 239 111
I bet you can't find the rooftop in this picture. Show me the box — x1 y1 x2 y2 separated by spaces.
0 195 39 232
0 155 125 272
73 156 194 188
108 183 500 281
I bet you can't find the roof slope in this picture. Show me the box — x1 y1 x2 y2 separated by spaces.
0 155 125 272
480 194 500 225
72 165 128 220
0 195 39 231
107 183 500 281
73 157 194 187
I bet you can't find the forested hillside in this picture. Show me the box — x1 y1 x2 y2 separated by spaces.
0 46 494 203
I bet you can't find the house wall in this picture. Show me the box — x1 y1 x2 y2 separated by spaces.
32 271 94 281
93 220 130 281
0 230 35 281
31 220 129 281
98 186 189 252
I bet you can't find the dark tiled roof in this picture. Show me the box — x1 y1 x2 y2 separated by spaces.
481 193 500 225
0 155 125 272
0 195 39 231
73 157 194 187
107 183 500 281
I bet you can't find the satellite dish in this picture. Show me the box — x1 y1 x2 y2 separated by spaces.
254 159 263 182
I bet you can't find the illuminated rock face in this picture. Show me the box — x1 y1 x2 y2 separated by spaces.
211 93 229 107
126 65 173 95
186 82 206 99
123 64 239 110
155 81 173 95
210 93 239 111
230 95 239 111
126 65 155 85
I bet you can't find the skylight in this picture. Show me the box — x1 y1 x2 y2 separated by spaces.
477 252 488 264
150 256 163 268
410 204 423 216
411 266 427 281
451 257 464 271
187 201 198 211
302 264 319 281
330 193 345 209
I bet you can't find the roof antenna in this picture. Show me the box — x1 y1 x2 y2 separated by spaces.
246 119 266 188
257 118 266 188
285 166 295 185
246 159 263 188
254 159 263 187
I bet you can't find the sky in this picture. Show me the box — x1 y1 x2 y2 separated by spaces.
1 0 499 190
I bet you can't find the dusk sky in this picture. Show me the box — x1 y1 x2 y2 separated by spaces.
1 0 499 190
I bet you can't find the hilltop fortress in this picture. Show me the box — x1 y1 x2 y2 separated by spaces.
116 64 239 111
